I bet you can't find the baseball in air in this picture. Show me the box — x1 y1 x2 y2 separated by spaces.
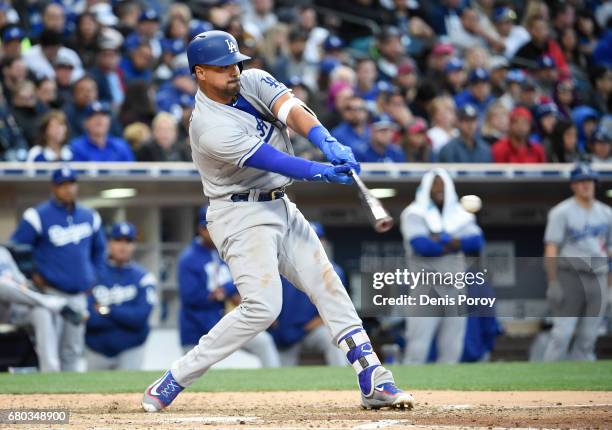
460 195 482 213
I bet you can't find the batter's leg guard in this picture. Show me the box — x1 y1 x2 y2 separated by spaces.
338 328 414 410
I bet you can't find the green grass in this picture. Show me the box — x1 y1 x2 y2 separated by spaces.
1 361 611 394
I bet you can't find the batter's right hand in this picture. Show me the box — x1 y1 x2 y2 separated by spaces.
308 163 353 185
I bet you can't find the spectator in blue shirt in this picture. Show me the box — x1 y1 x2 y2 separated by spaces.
331 95 370 155
454 68 494 119
70 101 134 162
357 114 405 163
156 67 197 119
86 222 157 370
438 105 492 163
354 58 379 103
120 35 154 84
10 167 106 372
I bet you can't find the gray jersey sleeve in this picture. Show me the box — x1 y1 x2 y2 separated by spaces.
241 69 290 110
544 204 566 245
196 125 264 167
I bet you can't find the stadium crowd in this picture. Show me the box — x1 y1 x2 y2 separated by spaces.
0 0 609 164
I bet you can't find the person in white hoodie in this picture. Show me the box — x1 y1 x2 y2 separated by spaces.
400 169 485 364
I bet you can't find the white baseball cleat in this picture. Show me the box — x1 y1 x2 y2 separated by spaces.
361 381 415 410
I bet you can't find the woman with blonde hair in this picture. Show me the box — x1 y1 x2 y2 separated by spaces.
481 102 509 146
427 96 459 154
26 110 72 162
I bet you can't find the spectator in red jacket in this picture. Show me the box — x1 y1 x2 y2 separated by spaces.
492 107 546 163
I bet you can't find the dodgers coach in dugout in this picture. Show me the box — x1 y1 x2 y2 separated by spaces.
10 166 106 372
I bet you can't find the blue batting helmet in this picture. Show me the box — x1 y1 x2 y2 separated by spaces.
570 162 598 182
187 30 251 73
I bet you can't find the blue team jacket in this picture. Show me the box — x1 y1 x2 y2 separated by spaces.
10 198 106 294
86 260 157 357
178 238 238 346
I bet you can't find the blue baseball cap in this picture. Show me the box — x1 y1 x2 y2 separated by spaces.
319 58 340 74
538 55 555 69
2 26 24 43
110 222 136 241
375 80 395 94
124 33 144 53
468 68 490 84
493 7 517 23
52 166 77 185
139 8 159 22
84 101 111 118
570 162 598 182
444 57 464 73
507 69 526 83
286 75 306 88
310 221 325 238
189 20 213 41
458 104 478 120
161 38 186 56
372 113 398 129
323 35 344 51
592 125 611 143
535 103 558 119
198 206 208 227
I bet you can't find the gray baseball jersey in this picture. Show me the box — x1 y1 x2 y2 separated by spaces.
544 197 612 272
189 68 293 199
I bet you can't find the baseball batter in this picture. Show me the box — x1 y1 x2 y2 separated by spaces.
542 163 611 361
142 30 414 411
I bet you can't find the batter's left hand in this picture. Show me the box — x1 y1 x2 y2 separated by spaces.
320 137 360 174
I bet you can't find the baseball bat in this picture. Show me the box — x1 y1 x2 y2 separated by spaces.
349 169 394 233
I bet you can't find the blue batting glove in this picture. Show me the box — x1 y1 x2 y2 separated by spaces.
307 163 354 185
320 137 361 174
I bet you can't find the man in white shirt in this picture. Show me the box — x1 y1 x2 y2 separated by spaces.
23 29 83 82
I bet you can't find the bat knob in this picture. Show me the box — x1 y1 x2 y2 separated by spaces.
374 216 394 233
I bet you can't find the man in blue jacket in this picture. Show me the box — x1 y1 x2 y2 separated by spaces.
69 101 134 162
178 207 280 367
269 222 346 366
10 167 106 372
86 222 157 370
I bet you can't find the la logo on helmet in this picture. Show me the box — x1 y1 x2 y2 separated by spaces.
225 39 237 53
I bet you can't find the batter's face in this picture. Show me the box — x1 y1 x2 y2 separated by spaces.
195 64 241 102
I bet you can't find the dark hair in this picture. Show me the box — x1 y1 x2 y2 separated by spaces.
550 119 576 162
39 30 63 47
